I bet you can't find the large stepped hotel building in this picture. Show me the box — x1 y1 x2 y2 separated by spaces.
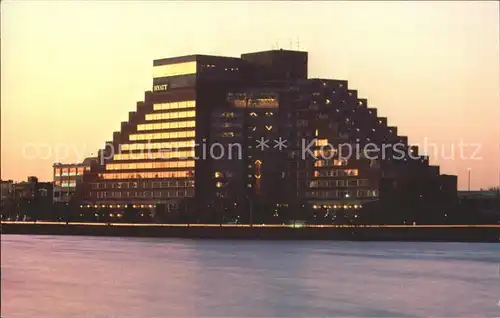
73 49 456 219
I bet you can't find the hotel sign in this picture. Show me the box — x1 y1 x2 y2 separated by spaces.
153 84 169 92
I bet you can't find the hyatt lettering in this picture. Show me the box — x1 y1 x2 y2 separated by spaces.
153 84 169 92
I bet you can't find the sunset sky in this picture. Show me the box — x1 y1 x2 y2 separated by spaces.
1 1 499 190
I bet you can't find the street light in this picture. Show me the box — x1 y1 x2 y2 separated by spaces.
467 168 471 191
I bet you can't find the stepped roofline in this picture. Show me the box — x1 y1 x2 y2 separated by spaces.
153 49 308 66
153 54 242 66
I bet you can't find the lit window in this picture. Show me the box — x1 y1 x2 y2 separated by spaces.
153 100 195 111
145 110 195 121
344 169 359 176
314 161 324 167
334 159 347 166
105 160 195 171
130 129 195 140
101 170 193 179
315 139 328 146
214 172 224 178
153 61 197 78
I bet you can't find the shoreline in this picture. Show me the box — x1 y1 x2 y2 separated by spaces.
2 222 499 242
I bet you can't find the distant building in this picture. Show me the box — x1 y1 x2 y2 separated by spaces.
10 177 53 200
1 180 14 200
458 190 500 216
12 176 39 200
53 158 95 203
1 177 53 220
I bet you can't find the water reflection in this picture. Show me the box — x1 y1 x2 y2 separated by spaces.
2 236 499 317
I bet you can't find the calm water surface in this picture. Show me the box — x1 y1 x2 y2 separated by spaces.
2 235 500 317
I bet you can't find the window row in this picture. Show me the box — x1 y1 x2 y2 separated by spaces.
95 189 194 199
230 96 279 108
54 181 77 187
121 141 195 151
309 179 369 188
54 167 88 176
53 192 73 197
313 169 359 177
307 189 377 198
145 110 195 121
153 61 197 78
106 160 195 171
136 120 195 133
222 122 242 128
221 112 235 118
313 149 337 158
120 140 195 153
130 130 195 141
91 180 194 189
114 150 195 160
314 159 347 167
94 189 194 199
55 172 84 177
99 171 193 179
153 100 195 111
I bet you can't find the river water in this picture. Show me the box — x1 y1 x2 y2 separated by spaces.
1 235 499 317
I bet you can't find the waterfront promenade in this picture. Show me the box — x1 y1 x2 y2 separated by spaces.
2 220 500 228
2 221 499 242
